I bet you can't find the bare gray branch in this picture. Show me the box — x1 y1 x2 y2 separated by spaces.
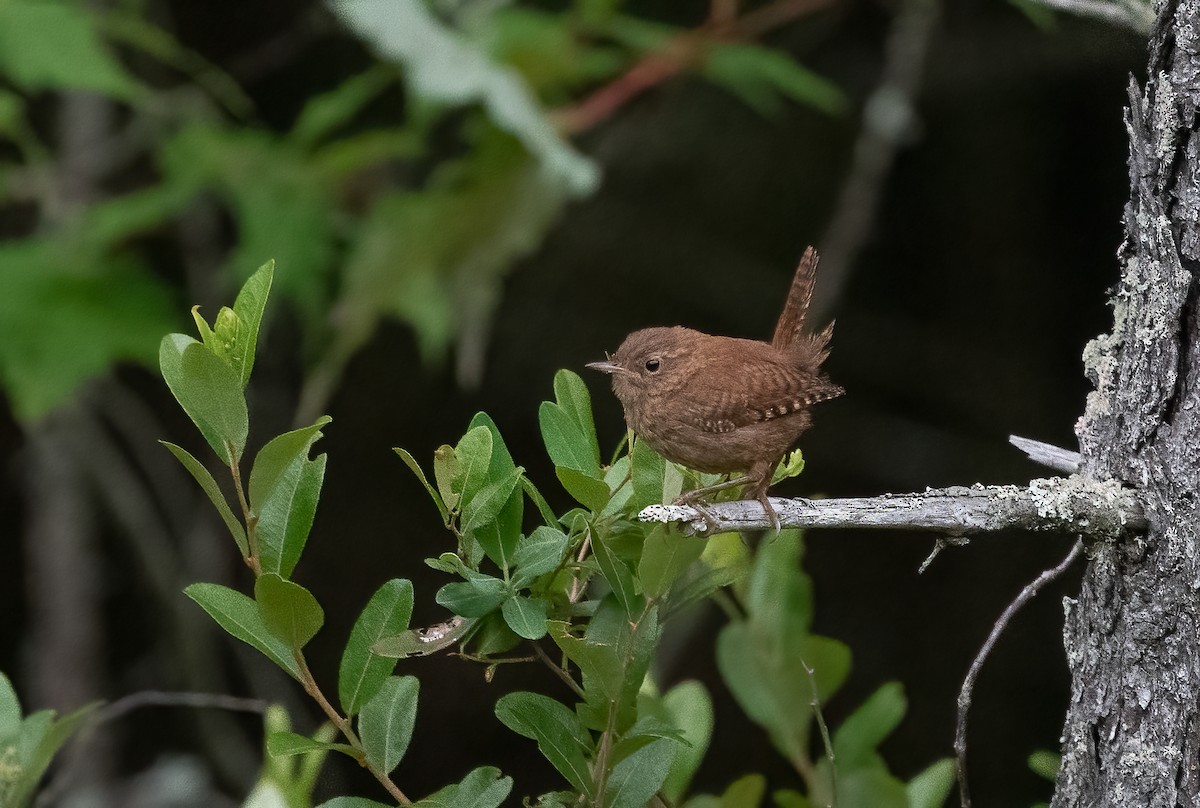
639 475 1145 538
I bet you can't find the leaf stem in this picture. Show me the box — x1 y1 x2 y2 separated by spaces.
227 444 261 575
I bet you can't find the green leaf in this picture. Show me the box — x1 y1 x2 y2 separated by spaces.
467 413 525 572
372 616 476 658
540 401 601 478
248 418 332 511
512 526 570 588
461 468 522 568
185 582 300 679
552 370 601 467
278 454 326 576
770 449 805 485
606 737 676 808
251 420 329 577
702 42 844 117
825 767 908 808
521 475 559 528
455 426 494 506
0 1 141 99
639 526 704 599
410 765 513 808
6 701 100 808
316 798 393 808
501 595 549 640
833 682 906 771
434 445 461 512
0 241 175 422
611 714 687 763
556 465 610 511
77 183 197 249
907 758 956 808
630 437 669 510
436 577 508 618
494 692 593 795
468 412 519 479
161 441 248 555
159 334 249 465
0 672 20 740
772 788 812 808
333 0 598 194
255 574 325 650
395 448 448 523
266 730 356 759
1028 749 1061 782
359 675 420 775
339 579 414 715
717 621 850 767
660 681 714 802
547 620 622 710
716 773 766 808
469 612 523 657
292 67 392 146
229 259 274 387
591 534 638 615
743 532 812 632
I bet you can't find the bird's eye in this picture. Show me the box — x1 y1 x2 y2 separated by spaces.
644 358 661 373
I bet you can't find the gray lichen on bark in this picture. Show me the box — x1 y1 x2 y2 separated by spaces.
1054 0 1200 804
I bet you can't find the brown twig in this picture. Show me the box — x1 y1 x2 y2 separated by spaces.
954 540 1083 808
294 651 411 805
533 642 586 699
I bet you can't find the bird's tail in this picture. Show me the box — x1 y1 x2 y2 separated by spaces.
771 246 836 372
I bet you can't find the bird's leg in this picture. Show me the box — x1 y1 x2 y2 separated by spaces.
673 475 754 533
747 459 781 532
672 460 783 532
675 474 754 502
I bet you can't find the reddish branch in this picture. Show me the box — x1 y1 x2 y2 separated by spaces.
553 0 839 135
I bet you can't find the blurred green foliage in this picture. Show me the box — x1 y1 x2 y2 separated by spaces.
0 0 843 421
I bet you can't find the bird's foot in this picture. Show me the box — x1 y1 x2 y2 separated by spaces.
756 492 782 532
672 491 721 534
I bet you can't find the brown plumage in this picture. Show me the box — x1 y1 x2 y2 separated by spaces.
587 246 842 529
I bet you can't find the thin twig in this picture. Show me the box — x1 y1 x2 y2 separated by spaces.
800 656 838 808
954 540 1083 808
532 643 586 699
569 533 593 603
294 652 411 805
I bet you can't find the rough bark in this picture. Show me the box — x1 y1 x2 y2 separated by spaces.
1053 1 1200 804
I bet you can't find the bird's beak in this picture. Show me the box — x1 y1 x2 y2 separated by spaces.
586 360 622 375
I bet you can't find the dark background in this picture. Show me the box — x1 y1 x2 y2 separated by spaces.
0 1 1144 806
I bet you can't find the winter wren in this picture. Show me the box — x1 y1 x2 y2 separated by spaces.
587 246 842 529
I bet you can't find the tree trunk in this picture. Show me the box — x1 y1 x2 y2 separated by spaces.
1054 2 1200 804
